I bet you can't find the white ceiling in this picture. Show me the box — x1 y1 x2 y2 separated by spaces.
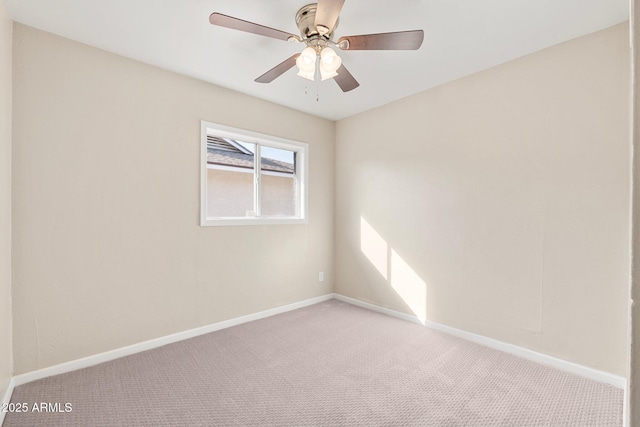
5 0 629 121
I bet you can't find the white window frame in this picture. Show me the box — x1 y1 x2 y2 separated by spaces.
200 121 309 226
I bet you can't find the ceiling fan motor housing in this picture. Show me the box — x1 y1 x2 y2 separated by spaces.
295 3 338 40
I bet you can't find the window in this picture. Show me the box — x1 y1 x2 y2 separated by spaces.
201 121 308 226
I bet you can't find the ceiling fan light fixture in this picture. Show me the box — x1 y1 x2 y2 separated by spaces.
320 47 341 73
319 67 338 81
296 46 317 81
296 47 317 70
297 69 316 81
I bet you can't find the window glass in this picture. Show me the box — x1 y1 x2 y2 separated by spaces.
260 146 296 218
206 141 255 218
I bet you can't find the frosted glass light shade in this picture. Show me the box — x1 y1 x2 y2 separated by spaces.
296 47 317 80
319 65 338 81
320 47 341 73
297 69 315 81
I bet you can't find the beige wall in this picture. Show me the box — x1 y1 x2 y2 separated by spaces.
335 23 630 376
11 24 335 374
0 0 12 399
631 1 639 424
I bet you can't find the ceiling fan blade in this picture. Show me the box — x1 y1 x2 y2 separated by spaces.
314 0 345 35
255 54 301 83
209 13 299 42
338 30 424 50
334 64 359 92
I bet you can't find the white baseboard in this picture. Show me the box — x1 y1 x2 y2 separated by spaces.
333 294 426 326
333 293 626 390
0 377 16 426
12 294 334 387
10 292 627 395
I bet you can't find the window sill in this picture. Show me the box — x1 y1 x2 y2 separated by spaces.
201 217 309 227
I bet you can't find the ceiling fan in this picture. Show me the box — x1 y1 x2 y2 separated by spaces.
209 0 424 92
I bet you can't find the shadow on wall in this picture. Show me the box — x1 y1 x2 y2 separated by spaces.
360 216 427 323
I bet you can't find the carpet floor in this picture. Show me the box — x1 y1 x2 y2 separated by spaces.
3 299 623 426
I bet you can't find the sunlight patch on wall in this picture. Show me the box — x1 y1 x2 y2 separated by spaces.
360 216 427 323
360 217 388 280
390 249 427 322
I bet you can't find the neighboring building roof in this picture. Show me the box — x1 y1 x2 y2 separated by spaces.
206 136 294 174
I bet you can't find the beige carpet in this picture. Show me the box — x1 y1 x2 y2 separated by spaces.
3 299 623 426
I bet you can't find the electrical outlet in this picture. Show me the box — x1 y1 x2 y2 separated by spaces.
319 271 324 282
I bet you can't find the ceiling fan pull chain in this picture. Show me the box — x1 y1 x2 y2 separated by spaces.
302 84 319 102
